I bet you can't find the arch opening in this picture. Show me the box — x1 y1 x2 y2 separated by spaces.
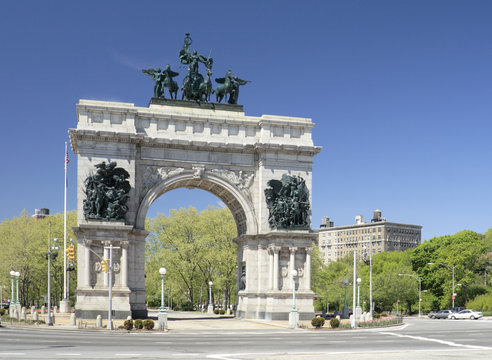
136 171 257 236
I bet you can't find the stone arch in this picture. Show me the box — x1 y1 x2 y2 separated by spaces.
135 169 257 236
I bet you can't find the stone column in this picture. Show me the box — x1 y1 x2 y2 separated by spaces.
84 240 91 287
273 247 280 290
103 244 109 287
268 247 274 290
121 242 128 288
305 247 312 290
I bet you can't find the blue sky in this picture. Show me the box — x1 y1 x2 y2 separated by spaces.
0 1 491 241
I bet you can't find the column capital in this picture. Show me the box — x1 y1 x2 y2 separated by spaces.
305 247 313 255
83 239 93 246
290 246 298 253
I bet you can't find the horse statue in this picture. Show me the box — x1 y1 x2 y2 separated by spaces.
215 70 249 104
161 65 179 99
142 65 179 99
199 67 214 102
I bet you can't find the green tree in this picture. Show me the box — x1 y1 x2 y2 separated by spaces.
145 206 237 309
411 230 487 309
0 211 77 307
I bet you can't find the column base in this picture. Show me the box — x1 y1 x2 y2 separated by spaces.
289 311 299 328
60 299 71 313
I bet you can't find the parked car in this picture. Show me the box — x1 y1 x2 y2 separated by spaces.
451 307 466 313
448 309 482 320
1 301 10 309
429 309 453 319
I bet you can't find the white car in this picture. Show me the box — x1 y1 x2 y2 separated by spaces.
448 309 482 320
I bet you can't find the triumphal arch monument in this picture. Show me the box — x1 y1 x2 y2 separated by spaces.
69 34 321 321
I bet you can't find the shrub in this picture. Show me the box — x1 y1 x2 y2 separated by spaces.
143 319 155 330
329 318 340 328
214 309 220 314
219 309 226 315
380 313 388 317
123 319 134 330
180 301 194 311
311 316 325 328
134 319 143 329
0 309 5 316
373 313 381 319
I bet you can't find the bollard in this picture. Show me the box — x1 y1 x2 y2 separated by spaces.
51 310 56 324
21 308 27 322
96 315 102 328
13 309 19 320
70 313 76 326
41 305 46 314
127 315 132 321
33 311 39 323
53 306 58 314
31 306 36 319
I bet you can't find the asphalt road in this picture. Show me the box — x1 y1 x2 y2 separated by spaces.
0 317 491 359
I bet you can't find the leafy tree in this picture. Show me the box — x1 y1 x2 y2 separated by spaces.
0 211 77 307
145 206 237 309
411 230 487 309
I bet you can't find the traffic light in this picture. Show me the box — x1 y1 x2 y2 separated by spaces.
66 245 75 262
101 260 108 273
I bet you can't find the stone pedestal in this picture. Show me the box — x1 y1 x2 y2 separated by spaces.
60 299 71 313
158 312 168 330
356 306 362 321
289 311 299 329
207 304 214 314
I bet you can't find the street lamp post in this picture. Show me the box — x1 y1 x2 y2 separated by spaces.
342 279 349 319
428 262 455 308
158 267 167 330
289 269 298 329
9 271 15 317
159 267 167 312
398 273 422 317
15 272 20 311
363 245 373 319
208 281 213 314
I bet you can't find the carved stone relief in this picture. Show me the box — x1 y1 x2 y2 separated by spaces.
141 166 185 197
210 168 254 199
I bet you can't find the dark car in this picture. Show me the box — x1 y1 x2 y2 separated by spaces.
1 301 10 309
429 309 453 319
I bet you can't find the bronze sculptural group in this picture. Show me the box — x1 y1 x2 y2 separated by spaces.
83 162 131 221
143 33 249 105
264 175 310 230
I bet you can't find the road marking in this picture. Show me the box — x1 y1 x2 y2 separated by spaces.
380 331 492 350
0 353 26 356
56 354 81 356
155 341 173 344
172 354 201 356
115 354 142 357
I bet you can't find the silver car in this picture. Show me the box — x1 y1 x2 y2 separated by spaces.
448 309 483 320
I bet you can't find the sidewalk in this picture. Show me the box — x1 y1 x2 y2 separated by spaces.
1 310 299 331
